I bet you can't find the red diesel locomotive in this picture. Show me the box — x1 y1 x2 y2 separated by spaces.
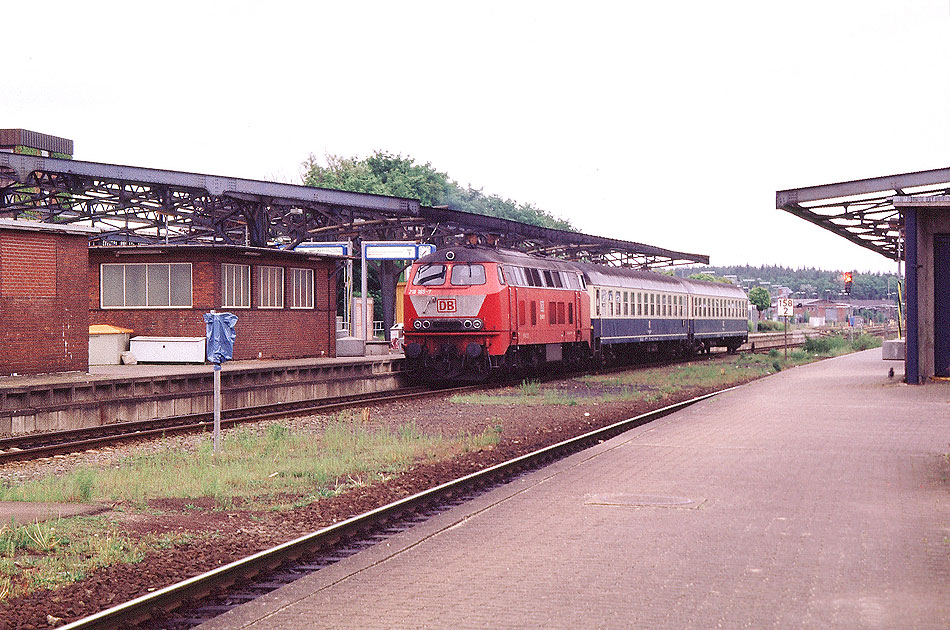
402 246 591 381
402 245 750 382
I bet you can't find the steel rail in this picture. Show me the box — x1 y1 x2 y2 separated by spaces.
0 385 479 463
58 387 732 630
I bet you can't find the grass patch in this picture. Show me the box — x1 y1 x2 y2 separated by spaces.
456 334 883 408
0 416 501 507
0 415 503 598
0 516 190 600
451 388 579 406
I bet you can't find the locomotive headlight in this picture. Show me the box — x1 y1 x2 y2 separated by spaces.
413 319 423 330
472 319 483 329
463 320 473 329
422 320 431 329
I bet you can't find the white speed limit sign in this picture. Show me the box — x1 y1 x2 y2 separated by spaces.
778 298 794 317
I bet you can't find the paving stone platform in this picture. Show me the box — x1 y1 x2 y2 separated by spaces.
199 349 950 629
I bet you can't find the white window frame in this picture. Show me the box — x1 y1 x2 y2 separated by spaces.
100 262 192 309
259 266 284 309
289 267 314 309
221 263 251 309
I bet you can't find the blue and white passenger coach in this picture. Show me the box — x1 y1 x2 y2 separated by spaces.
573 263 748 358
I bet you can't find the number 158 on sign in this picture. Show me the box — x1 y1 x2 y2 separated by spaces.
778 298 793 317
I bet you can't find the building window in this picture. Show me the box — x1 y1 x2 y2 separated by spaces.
259 266 284 309
222 263 251 308
101 263 192 308
289 267 314 309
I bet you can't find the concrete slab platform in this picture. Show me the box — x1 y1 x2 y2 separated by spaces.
198 350 950 630
0 354 406 437
0 502 109 526
0 354 404 388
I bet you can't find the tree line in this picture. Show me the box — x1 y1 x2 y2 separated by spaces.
302 152 573 230
680 264 901 301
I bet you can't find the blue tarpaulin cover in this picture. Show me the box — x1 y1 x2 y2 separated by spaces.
204 312 238 364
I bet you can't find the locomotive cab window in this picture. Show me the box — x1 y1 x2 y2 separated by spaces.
450 264 486 286
526 268 543 287
413 264 447 286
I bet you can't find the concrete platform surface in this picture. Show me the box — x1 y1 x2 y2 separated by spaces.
0 354 403 389
199 350 950 630
0 502 108 526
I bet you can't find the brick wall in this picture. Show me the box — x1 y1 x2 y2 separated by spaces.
0 229 89 375
89 247 336 360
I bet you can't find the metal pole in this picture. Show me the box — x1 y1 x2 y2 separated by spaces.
346 240 353 336
213 363 222 453
784 316 788 360
361 242 369 345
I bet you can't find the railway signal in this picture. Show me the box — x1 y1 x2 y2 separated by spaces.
843 271 853 295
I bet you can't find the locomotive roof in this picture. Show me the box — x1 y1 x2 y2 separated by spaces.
414 246 579 271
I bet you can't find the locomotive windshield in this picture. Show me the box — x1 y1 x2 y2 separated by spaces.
450 264 486 286
413 264 447 286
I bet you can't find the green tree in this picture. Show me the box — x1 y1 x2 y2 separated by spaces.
302 151 573 230
688 272 732 284
748 286 771 313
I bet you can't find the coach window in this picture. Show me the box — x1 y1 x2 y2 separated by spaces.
623 292 628 316
636 293 642 316
649 293 654 316
451 264 486 285
607 290 613 316
615 291 621 316
413 263 446 286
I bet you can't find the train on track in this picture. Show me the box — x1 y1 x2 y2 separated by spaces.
402 246 749 381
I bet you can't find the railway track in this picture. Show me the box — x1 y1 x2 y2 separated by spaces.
0 385 479 464
2 325 895 464
58 387 730 630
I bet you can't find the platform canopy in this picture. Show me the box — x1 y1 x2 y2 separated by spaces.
776 166 950 261
0 151 707 268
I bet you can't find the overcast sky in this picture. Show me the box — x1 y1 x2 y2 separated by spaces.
5 1 949 274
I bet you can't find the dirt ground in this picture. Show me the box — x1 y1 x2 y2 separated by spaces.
0 363 765 629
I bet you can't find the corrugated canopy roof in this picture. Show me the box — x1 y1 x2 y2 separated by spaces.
1 152 708 269
776 166 950 261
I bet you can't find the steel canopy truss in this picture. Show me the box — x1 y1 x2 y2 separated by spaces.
0 152 707 267
776 166 950 261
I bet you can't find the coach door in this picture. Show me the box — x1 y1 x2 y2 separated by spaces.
935 235 950 377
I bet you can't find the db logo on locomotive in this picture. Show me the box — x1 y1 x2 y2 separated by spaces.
436 298 457 313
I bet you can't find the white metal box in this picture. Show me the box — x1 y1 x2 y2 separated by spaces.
88 325 132 365
882 339 906 361
129 336 206 363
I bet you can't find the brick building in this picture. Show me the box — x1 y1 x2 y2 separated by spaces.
88 245 337 360
0 219 97 375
